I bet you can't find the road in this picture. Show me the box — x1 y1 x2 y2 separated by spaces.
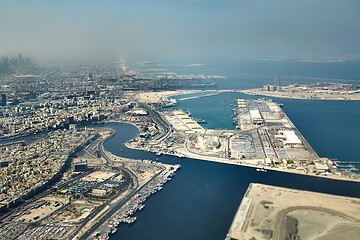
77 130 165 239
73 133 139 240
273 206 360 240
139 103 171 141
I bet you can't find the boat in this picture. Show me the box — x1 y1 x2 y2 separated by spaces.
110 228 117 234
256 168 267 172
279 103 284 107
139 204 145 210
195 118 207 124
101 233 109 240
124 217 137 224
169 98 177 104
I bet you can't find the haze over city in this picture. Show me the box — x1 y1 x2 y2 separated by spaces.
1 0 360 63
1 1 360 240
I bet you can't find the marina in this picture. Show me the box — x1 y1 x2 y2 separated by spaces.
147 96 357 180
89 163 181 240
99 121 360 240
1 2 360 239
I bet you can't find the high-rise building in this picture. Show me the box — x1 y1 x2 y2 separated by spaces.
18 53 23 65
1 94 6 106
29 91 37 99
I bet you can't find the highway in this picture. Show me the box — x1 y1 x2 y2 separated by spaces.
77 130 165 240
139 103 171 141
75 134 138 239
79 167 165 239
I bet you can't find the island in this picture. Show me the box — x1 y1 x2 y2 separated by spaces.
241 83 360 100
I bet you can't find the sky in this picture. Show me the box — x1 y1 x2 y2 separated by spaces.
1 0 360 63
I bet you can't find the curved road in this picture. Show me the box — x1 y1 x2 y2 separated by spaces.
139 103 171 141
78 131 166 240
77 136 139 240
273 206 360 240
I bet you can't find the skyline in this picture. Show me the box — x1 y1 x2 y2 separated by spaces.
1 0 360 63
1 2 360 238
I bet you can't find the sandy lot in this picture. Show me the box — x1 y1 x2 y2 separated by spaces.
16 196 69 223
241 89 360 100
81 171 116 182
226 183 360 240
131 90 201 103
50 200 101 223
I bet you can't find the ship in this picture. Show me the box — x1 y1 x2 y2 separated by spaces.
195 118 207 124
256 167 267 172
169 98 177 104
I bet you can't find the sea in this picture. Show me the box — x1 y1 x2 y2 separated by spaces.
107 59 360 240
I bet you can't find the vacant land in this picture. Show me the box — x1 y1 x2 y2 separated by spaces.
226 183 360 240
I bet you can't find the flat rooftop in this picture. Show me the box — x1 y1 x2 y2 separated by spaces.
81 171 116 182
163 109 204 132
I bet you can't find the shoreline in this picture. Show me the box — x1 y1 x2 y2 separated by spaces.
238 89 360 101
130 89 360 104
175 92 220 101
124 141 360 184
226 183 360 240
112 91 360 183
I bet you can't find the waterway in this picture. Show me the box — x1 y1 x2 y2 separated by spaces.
103 119 360 240
90 60 360 238
174 92 360 168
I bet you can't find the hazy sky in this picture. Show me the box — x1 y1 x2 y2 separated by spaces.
1 0 360 63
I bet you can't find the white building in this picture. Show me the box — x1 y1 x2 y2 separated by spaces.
249 109 263 125
276 130 302 147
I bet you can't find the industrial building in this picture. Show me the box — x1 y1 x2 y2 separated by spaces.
249 109 263 125
276 130 302 147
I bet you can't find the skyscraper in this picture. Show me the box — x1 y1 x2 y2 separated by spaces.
30 91 37 99
18 53 23 65
1 94 6 106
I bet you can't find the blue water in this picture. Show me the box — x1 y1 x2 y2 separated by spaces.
106 60 360 240
133 59 360 90
174 92 257 129
104 121 360 240
175 93 360 166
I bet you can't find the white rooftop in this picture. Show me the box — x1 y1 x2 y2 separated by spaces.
282 130 302 145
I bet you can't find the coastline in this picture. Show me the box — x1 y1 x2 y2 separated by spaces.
238 89 360 101
131 89 360 103
130 90 202 103
124 140 360 183
116 90 360 183
226 183 360 240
